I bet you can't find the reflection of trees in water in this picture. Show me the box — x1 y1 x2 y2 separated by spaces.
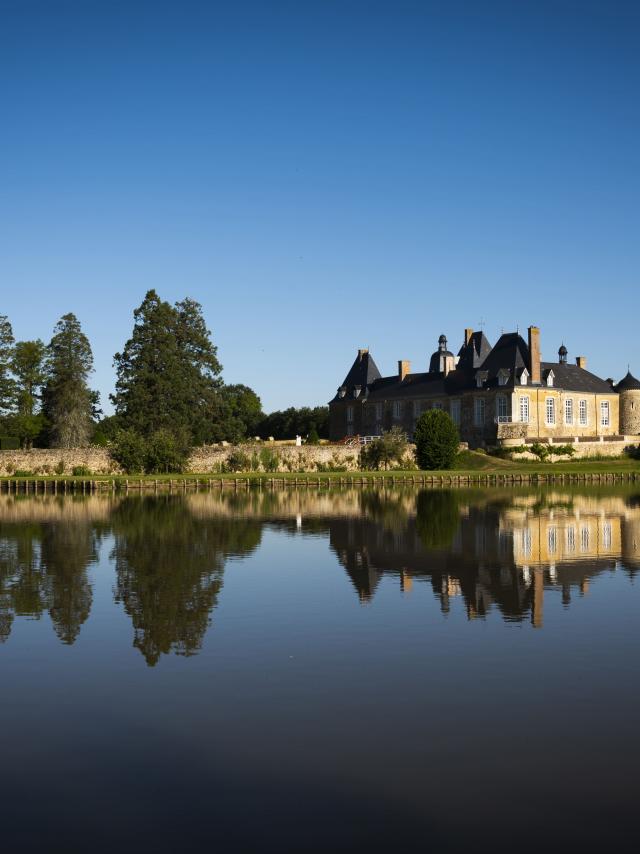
111 497 262 666
0 516 98 644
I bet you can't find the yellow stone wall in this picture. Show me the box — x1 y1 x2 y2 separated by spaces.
509 388 620 439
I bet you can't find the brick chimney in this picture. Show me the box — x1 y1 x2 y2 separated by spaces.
528 326 541 384
576 356 587 369
464 328 474 345
398 360 411 381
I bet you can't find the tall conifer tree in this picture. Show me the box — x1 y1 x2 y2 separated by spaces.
0 315 16 418
42 314 96 448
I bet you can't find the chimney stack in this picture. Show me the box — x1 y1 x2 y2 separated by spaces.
576 356 587 370
464 328 474 345
398 360 411 381
528 326 541 384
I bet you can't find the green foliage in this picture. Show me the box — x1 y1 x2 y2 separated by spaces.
110 429 148 474
259 447 279 472
360 427 409 470
42 313 97 448
226 449 252 472
0 315 16 416
72 465 92 477
414 410 459 470
530 442 576 461
214 384 263 442
112 290 222 445
12 470 34 478
416 490 461 549
306 425 320 444
0 435 20 450
55 459 65 475
258 406 329 440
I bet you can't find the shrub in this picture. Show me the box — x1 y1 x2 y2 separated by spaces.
259 448 279 472
306 425 320 445
360 427 409 470
13 470 34 477
226 449 251 472
72 465 92 477
414 410 459 470
55 459 65 475
530 442 575 462
145 429 191 474
110 429 147 474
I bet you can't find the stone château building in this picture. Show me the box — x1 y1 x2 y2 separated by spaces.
329 326 640 449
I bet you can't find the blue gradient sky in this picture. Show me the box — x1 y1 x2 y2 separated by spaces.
1 0 638 413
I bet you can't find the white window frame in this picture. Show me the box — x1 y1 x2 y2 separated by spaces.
496 395 508 419
546 397 556 426
565 398 573 425
519 396 530 423
450 399 461 427
579 399 588 426
600 400 610 427
474 397 485 427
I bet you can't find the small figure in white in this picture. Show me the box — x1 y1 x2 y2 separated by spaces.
295 435 302 447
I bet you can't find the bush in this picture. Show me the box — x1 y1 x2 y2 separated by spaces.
12 469 34 477
72 465 92 477
259 448 279 472
306 425 320 445
55 459 65 475
145 428 190 474
360 427 409 470
530 442 575 462
414 410 459 470
110 429 147 474
226 449 251 472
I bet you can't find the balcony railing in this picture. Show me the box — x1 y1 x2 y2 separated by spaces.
494 415 513 424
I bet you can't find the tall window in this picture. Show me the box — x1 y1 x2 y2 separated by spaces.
413 400 420 418
546 398 556 426
393 401 402 419
346 406 354 423
496 395 508 420
375 402 383 421
600 400 610 427
519 396 530 423
433 401 443 410
579 399 588 425
450 399 461 427
565 398 573 425
474 398 485 427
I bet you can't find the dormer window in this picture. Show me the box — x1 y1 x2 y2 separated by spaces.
519 368 529 386
498 369 510 387
353 385 361 398
338 387 346 399
476 371 488 389
546 370 555 388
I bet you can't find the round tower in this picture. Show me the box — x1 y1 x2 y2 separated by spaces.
615 371 640 436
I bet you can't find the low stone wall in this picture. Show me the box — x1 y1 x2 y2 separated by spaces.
0 443 364 475
500 435 640 460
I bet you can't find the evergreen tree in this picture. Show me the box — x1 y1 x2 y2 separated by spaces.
0 315 16 418
112 290 222 443
42 313 96 448
214 383 263 442
12 339 47 448
414 410 460 470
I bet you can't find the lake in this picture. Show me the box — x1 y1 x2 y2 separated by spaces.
1 486 639 853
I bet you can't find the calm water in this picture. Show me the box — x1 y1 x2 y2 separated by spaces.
1 486 639 853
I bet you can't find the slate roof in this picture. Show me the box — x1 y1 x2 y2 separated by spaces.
334 350 382 400
539 362 614 394
457 331 492 371
615 371 640 392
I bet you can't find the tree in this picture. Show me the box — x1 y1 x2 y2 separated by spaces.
214 383 263 442
360 427 409 470
414 410 460 470
42 313 96 448
0 315 15 418
258 406 329 439
112 290 223 444
11 339 47 448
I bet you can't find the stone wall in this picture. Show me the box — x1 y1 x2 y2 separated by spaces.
500 435 640 460
620 391 640 436
0 443 364 475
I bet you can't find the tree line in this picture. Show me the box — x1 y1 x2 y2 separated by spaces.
0 290 328 465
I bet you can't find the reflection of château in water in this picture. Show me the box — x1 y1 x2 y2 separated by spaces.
330 491 640 628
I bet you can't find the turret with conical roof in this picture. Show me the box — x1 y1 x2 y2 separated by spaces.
616 371 640 435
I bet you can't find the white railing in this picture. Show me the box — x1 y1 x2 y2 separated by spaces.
495 415 513 424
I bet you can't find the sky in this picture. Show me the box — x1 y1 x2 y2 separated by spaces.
1 0 639 414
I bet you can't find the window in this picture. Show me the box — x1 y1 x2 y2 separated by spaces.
546 371 555 388
566 526 576 553
338 387 346 399
474 398 485 426
519 396 530 423
565 398 574 425
346 406 354 423
519 369 529 386
450 399 461 426
413 400 420 418
496 395 508 420
580 525 590 552
548 527 557 554
603 522 612 550
353 386 361 398
600 400 610 427
375 402 383 421
498 369 509 386
546 398 556 425
393 401 402 419
433 401 443 410
579 399 588 426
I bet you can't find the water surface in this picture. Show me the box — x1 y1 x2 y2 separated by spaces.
1 486 639 852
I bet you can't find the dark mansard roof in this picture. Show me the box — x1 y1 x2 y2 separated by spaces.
333 350 382 401
539 362 615 394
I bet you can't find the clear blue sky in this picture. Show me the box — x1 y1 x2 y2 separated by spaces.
1 0 639 413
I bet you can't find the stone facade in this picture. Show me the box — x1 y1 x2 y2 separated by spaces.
620 390 640 436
